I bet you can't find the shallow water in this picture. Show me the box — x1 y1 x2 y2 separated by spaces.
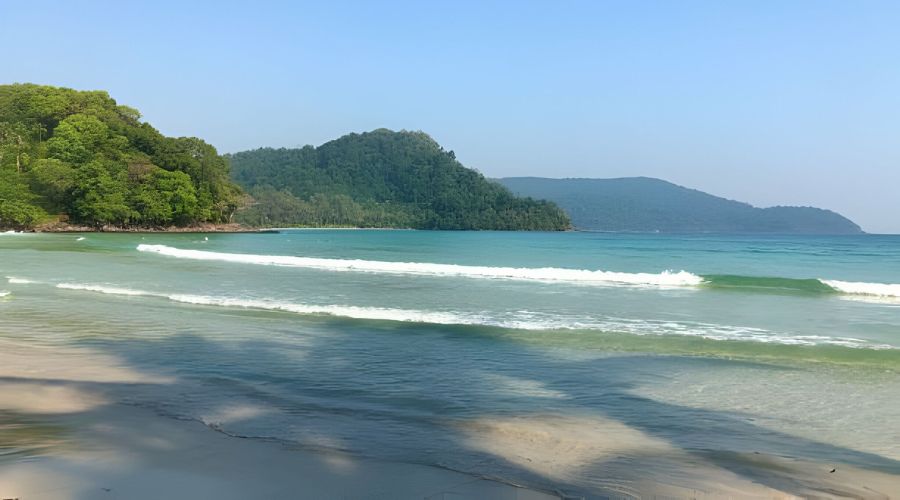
1 230 899 496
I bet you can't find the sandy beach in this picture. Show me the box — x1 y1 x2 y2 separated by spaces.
2 341 898 499
0 342 557 500
0 406 560 500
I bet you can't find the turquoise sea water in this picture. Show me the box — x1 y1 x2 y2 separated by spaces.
2 230 899 496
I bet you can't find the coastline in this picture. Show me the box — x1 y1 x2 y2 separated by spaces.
10 222 877 235
27 222 275 234
7 226 571 233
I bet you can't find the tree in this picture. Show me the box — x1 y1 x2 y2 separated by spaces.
70 161 132 227
46 113 113 165
229 129 570 230
0 170 47 228
0 122 32 173
28 159 75 209
0 83 245 229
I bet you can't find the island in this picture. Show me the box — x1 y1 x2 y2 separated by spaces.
498 176 863 234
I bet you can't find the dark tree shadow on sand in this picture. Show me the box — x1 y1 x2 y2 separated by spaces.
5 312 899 499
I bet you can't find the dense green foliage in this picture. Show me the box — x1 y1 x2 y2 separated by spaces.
0 83 242 229
499 177 863 234
230 129 570 230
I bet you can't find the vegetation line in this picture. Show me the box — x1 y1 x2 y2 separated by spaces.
1 84 569 232
229 129 570 230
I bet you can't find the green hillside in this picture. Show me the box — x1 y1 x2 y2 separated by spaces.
498 176 863 234
0 83 243 229
229 129 570 230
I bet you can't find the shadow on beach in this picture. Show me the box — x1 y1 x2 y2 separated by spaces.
2 314 899 499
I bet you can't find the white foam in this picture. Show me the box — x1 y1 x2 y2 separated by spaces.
56 283 152 296
136 244 703 287
53 281 893 349
7 277 35 284
0 292 9 297
167 294 485 325
76 237 86 241
821 279 900 299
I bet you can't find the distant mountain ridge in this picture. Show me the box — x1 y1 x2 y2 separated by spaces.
498 176 863 234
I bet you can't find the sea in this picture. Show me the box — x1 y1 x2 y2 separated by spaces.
2 230 899 497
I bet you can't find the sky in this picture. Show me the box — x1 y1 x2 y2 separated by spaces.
2 1 898 232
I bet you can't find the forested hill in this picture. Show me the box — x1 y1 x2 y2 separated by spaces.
229 129 570 230
0 83 243 230
498 177 863 234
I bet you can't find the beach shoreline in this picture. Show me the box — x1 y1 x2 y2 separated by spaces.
2 341 898 499
6 226 408 234
8 223 576 233
27 222 274 234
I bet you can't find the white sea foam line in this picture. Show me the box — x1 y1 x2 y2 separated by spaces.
836 295 900 306
56 283 153 296
136 244 702 287
137 244 900 298
0 291 9 297
821 279 900 299
7 277 35 284
53 281 895 349
166 294 486 324
6 276 38 285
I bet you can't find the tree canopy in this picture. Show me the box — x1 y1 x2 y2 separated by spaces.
0 83 242 229
229 129 570 230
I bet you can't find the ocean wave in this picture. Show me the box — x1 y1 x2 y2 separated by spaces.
56 283 153 296
136 244 703 287
136 245 900 302
699 274 900 303
0 291 9 297
167 294 488 325
7 277 36 284
821 280 900 299
701 274 837 294
53 281 893 349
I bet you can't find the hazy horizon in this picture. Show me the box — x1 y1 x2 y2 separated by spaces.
3 1 898 232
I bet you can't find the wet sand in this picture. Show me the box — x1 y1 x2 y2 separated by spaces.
1 342 898 499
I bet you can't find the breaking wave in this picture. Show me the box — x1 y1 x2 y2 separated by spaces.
52 281 893 349
703 275 900 302
135 244 704 287
56 283 152 296
821 280 900 299
7 277 36 285
136 244 900 302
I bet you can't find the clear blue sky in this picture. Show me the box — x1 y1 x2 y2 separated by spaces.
3 1 898 232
